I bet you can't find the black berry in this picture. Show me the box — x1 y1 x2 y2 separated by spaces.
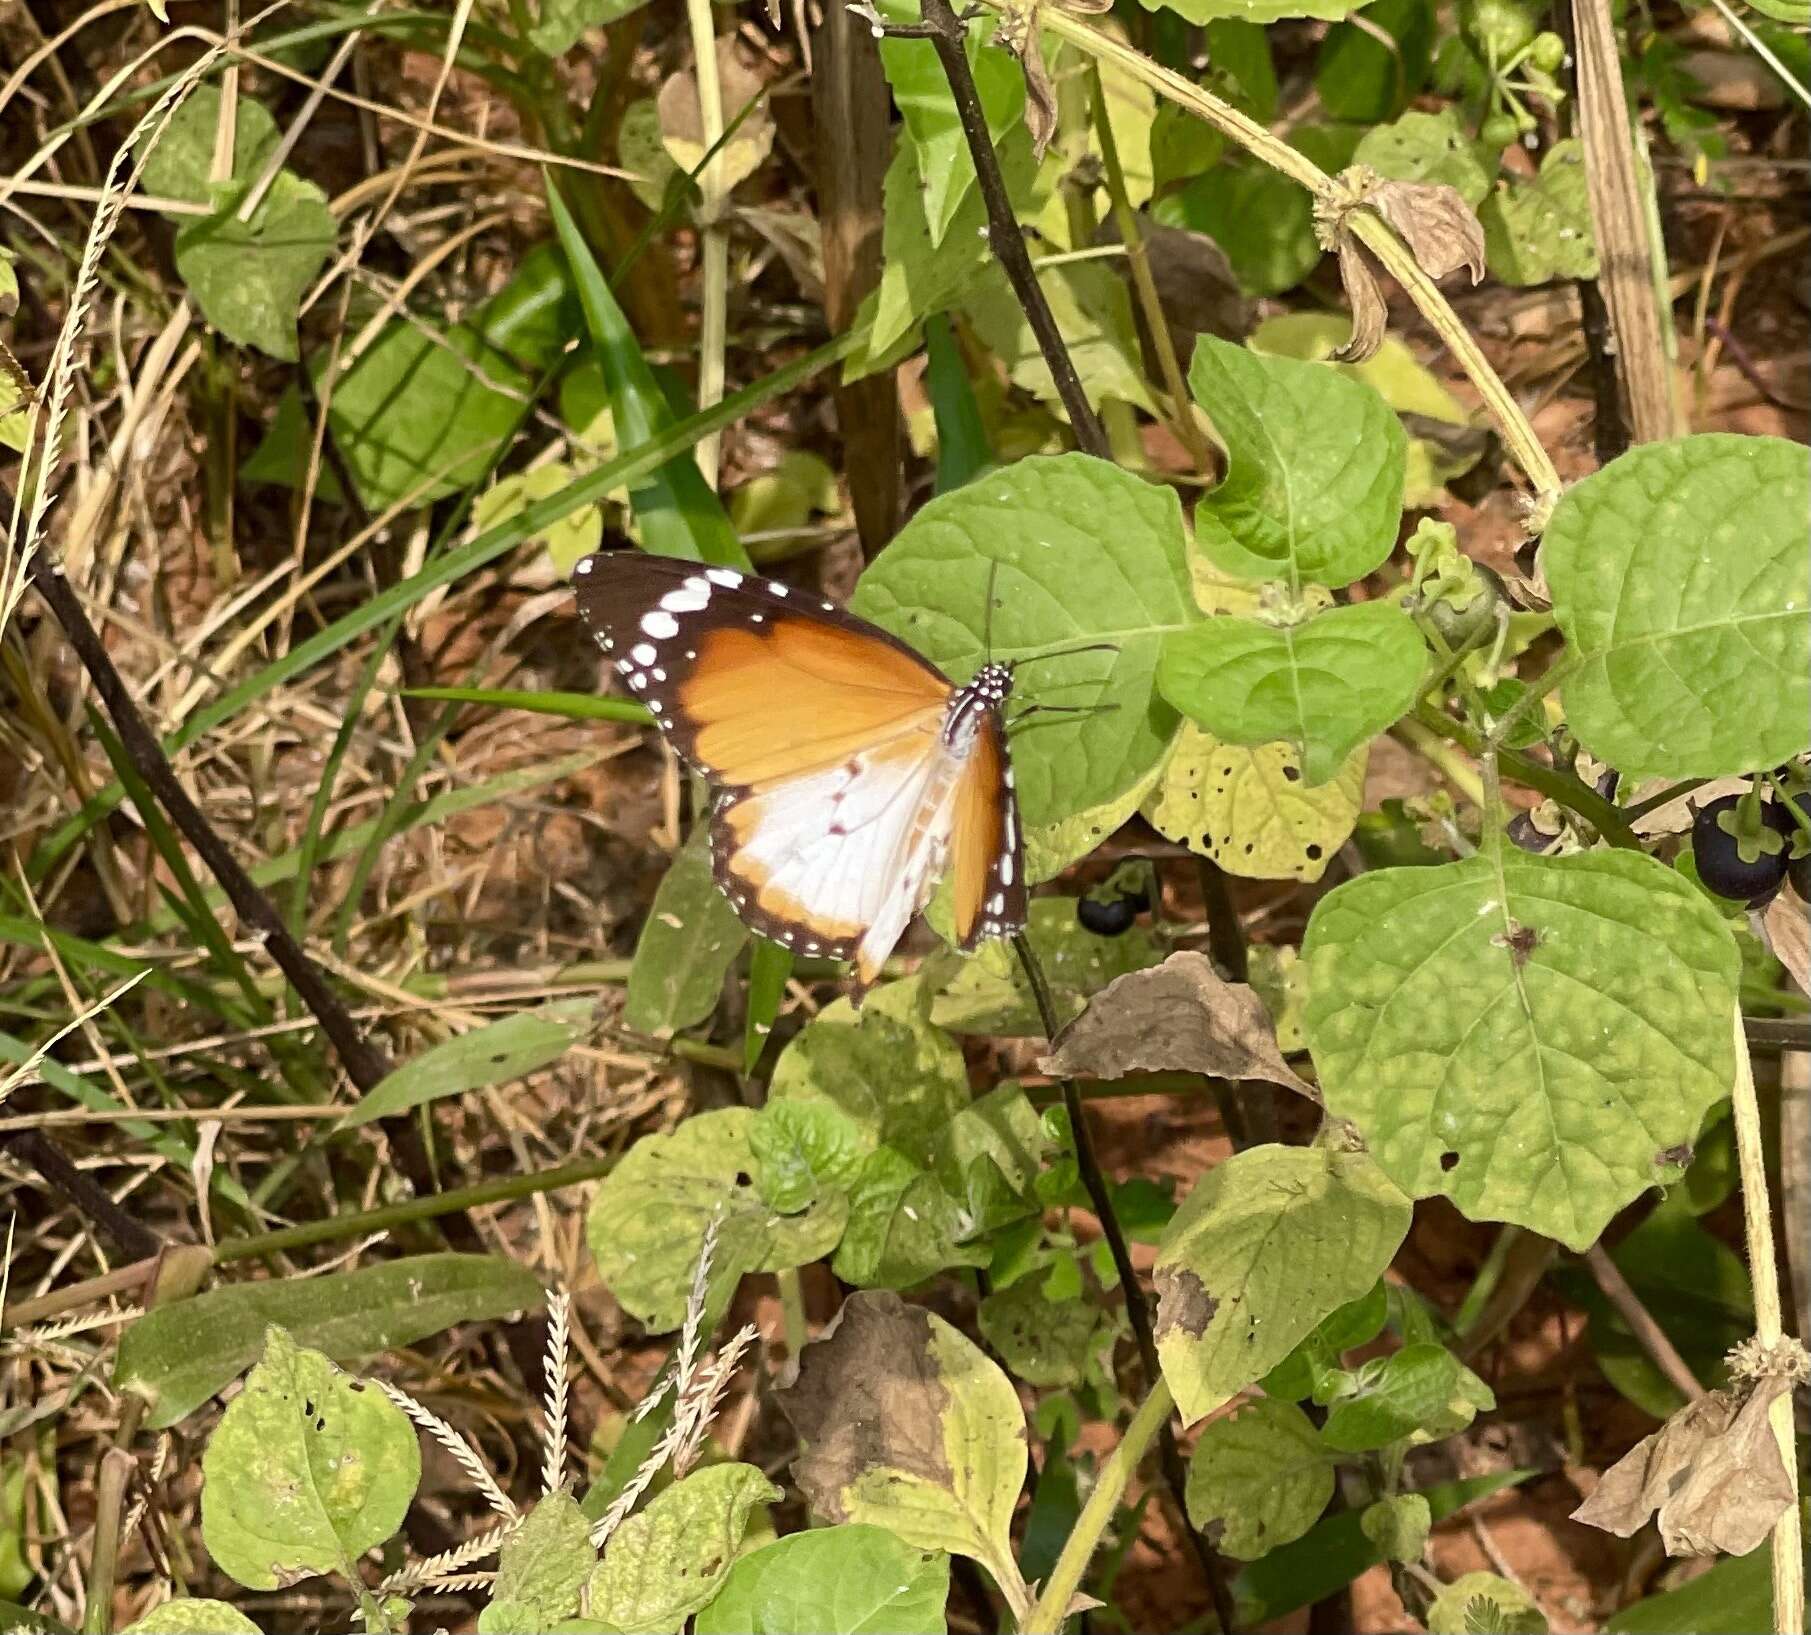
1506 812 1556 853
1789 846 1811 903
1691 794 1792 907
1077 895 1139 936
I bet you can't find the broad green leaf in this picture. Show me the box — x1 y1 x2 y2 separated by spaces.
769 977 969 1165
832 1145 988 1288
978 1277 1115 1388
930 899 1163 1034
1019 755 1170 883
1354 108 1497 205
1606 1543 1771 1634
1142 720 1365 881
139 86 279 202
1427 1571 1548 1634
587 1463 780 1632
1361 1493 1433 1563
1154 1143 1411 1423
1153 159 1320 297
782 1292 1029 1604
475 464 605 577
1545 434 1811 778
1479 139 1598 284
526 0 650 56
617 98 681 212
729 451 839 539
340 998 592 1126
623 827 749 1037
1320 1342 1495 1451
116 1254 544 1430
1315 0 1433 122
585 1108 847 1331
696 1524 949 1635
963 258 1158 417
1302 850 1740 1248
201 1329 419 1590
854 131 1039 375
175 173 335 361
1259 1279 1388 1401
851 453 1195 854
879 4 1025 250
1184 1397 1335 1559
1187 337 1406 588
1158 602 1427 786
121 1601 262 1635
548 181 744 567
751 1098 868 1214
479 1494 596 1632
933 1084 1048 1208
1136 0 1355 27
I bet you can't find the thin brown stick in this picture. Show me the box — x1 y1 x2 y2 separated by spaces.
0 1129 160 1261
1583 1243 1704 1403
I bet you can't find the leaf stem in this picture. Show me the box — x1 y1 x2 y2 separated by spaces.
1728 1005 1806 1635
1022 1379 1177 1634
685 0 729 487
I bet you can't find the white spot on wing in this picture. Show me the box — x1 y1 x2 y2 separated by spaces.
659 584 710 614
630 642 657 665
707 567 744 588
641 610 679 638
999 854 1014 885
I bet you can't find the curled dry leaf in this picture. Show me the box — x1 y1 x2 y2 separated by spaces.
997 5 1058 164
1037 950 1317 1098
1760 881 1809 996
1371 178 1487 284
1331 241 1389 365
1571 1370 1796 1556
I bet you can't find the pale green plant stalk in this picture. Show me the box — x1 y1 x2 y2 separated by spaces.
687 0 730 489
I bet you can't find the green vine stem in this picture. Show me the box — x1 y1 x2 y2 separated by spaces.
1023 1379 1177 1634
971 0 1564 504
1728 1005 1806 1635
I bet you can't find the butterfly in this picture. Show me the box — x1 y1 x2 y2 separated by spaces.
572 551 1031 990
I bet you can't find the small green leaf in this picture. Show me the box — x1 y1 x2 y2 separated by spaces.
1158 603 1427 785
476 464 605 577
1302 850 1740 1248
587 1463 780 1632
624 826 750 1038
585 1109 846 1331
1134 0 1356 27
978 1277 1116 1388
781 1292 1030 1608
1187 337 1406 588
851 453 1195 869
751 1099 868 1214
695 1524 949 1635
1427 1571 1549 1634
140 87 279 203
1360 1493 1432 1563
340 998 592 1127
1154 1143 1412 1423
175 173 335 361
116 1254 544 1430
1260 1279 1389 1400
1184 1397 1335 1559
1354 109 1497 205
1321 1343 1495 1451
201 1329 419 1590
1315 0 1433 122
1479 139 1598 284
525 0 650 55
930 899 1163 1035
1153 160 1320 297
1604 1545 1771 1635
1142 720 1365 880
480 1494 596 1632
121 1601 263 1635
832 1146 988 1288
1545 434 1811 778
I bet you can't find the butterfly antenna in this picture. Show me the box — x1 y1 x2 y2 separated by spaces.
982 559 1001 665
1010 640 1121 673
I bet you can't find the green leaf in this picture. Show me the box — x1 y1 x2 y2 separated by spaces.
751 1098 868 1214
587 1463 780 1632
1427 1572 1548 1634
1259 1279 1388 1400
623 826 750 1037
526 0 650 56
1187 337 1406 588
833 1146 989 1288
1479 139 1598 284
850 453 1194 868
475 464 605 577
1320 1342 1495 1451
139 86 279 203
1361 1493 1432 1563
1142 720 1365 880
1354 108 1497 205
696 1524 949 1635
175 173 335 361
978 1277 1115 1388
781 1292 1030 1605
547 180 744 568
879 5 1025 250
1606 1542 1772 1634
1545 434 1811 778
585 1108 847 1331
1135 0 1356 27
479 1494 596 1632
1158 602 1427 786
929 899 1163 1035
340 998 592 1127
116 1254 544 1431
121 1601 263 1635
1315 0 1433 122
1154 1143 1411 1423
1184 1397 1335 1559
1302 850 1741 1249
1154 160 1319 297
200 1329 419 1590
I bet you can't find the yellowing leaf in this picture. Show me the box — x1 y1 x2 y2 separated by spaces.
475 464 604 578
658 38 775 199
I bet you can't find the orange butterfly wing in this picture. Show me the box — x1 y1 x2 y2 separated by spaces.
946 710 1027 950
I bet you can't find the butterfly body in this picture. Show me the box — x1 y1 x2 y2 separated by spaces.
573 554 1028 988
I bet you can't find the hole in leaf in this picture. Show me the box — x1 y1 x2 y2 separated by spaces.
1440 1151 1460 1172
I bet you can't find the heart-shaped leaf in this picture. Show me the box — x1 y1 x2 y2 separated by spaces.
1185 1397 1336 1559
695 1524 950 1635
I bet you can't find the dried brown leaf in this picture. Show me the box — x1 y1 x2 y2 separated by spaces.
1371 179 1487 284
1761 882 1809 997
1331 240 1388 363
998 6 1058 164
657 39 774 203
1037 951 1317 1098
1571 1373 1796 1557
